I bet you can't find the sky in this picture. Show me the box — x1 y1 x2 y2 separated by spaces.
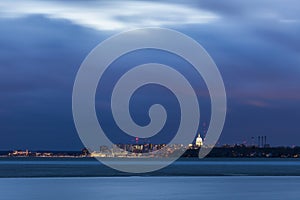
0 0 300 150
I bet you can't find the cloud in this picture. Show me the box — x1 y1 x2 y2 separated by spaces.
0 0 300 148
195 0 300 21
0 0 219 31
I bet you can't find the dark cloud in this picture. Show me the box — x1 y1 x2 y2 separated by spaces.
0 0 299 149
0 15 105 150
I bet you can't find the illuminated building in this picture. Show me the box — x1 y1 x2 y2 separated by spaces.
196 133 203 147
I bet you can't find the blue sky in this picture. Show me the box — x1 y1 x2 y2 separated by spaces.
0 0 300 150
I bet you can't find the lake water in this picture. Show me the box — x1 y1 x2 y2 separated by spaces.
1 158 300 199
0 157 300 177
1 176 300 200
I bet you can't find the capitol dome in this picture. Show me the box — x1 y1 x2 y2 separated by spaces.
196 133 203 147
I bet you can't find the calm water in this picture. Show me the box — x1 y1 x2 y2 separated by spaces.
1 159 300 199
0 158 300 176
0 176 300 200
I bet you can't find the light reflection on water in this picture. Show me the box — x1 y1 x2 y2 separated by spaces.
1 158 300 165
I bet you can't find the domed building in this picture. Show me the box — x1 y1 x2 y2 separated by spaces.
195 133 203 147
